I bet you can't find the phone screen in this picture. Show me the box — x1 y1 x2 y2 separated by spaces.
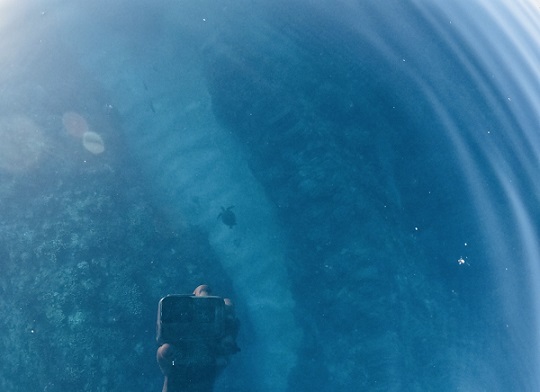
161 296 194 323
157 295 225 343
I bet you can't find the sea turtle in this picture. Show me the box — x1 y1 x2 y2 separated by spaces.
218 206 236 228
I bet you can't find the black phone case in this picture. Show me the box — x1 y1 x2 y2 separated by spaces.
156 294 225 345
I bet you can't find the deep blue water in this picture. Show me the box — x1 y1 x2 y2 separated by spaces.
0 0 539 391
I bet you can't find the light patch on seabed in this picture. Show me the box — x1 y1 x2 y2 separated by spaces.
69 31 301 392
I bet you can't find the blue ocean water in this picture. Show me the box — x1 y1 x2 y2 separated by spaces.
0 0 539 391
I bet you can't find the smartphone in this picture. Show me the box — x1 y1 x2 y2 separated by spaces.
156 294 225 344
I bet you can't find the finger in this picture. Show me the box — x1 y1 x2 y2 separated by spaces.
193 284 211 296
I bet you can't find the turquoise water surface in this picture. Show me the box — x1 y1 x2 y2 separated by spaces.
0 1 539 391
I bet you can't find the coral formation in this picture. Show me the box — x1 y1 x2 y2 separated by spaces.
0 149 233 391
0 115 45 173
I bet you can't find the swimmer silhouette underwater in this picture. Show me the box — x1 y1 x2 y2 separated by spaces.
156 285 240 392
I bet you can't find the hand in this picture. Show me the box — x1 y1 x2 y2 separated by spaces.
156 343 178 377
